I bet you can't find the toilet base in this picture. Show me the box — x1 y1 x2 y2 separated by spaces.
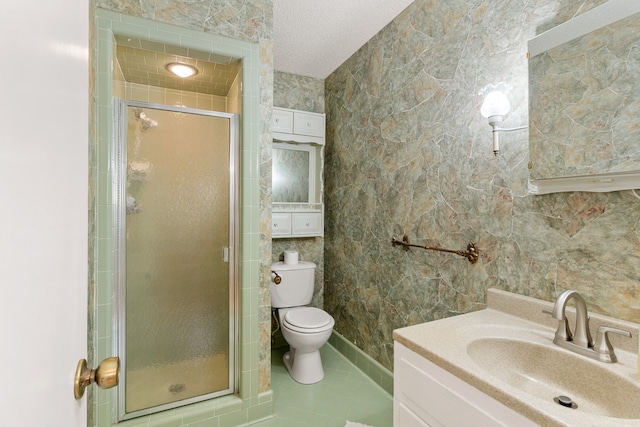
283 349 325 384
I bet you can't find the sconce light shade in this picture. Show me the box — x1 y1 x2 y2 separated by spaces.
480 90 510 118
479 82 515 156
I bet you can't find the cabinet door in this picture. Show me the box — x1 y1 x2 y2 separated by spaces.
394 343 537 427
396 402 432 427
272 213 292 236
292 212 322 236
273 109 294 134
293 111 325 137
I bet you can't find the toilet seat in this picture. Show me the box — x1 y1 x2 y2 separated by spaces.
282 307 334 334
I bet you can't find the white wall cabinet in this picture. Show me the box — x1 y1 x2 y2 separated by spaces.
273 108 325 142
272 212 292 237
291 212 323 235
272 108 325 238
394 342 537 427
273 108 294 134
272 211 323 237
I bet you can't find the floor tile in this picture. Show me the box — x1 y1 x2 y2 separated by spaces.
253 344 393 427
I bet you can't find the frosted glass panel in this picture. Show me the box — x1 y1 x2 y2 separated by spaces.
124 106 231 413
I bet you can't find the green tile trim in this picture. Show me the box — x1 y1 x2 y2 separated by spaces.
149 414 184 427
329 331 394 396
247 399 275 424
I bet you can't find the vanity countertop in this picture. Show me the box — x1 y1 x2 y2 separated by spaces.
393 288 640 426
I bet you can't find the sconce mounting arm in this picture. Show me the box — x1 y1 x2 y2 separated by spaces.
494 125 528 133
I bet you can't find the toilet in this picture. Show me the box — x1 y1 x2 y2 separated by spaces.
271 261 335 384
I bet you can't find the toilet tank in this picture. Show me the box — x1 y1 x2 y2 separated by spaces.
271 261 316 308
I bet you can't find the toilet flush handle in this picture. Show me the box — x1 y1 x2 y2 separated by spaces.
271 270 282 285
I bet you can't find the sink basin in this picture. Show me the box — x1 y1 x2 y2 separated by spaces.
394 289 640 425
467 337 640 419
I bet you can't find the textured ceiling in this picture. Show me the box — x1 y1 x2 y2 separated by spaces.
273 0 415 79
114 1 414 94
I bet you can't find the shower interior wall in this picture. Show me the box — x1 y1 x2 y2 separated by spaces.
113 63 232 112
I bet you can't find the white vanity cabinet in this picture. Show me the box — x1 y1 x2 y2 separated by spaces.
394 342 536 427
272 107 325 238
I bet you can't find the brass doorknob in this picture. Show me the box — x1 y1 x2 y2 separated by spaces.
74 357 120 400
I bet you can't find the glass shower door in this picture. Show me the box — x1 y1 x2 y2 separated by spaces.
114 100 237 419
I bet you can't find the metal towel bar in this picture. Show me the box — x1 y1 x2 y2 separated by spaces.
391 234 479 264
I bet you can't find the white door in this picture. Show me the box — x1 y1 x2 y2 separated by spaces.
0 0 88 426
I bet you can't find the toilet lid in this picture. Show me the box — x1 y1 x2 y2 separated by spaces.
283 307 334 333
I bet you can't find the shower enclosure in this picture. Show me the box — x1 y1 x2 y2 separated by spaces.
113 100 238 420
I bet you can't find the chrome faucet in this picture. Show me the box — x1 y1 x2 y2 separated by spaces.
545 290 631 363
551 290 593 348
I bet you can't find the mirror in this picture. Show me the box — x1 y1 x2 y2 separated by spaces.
528 0 640 194
272 142 315 204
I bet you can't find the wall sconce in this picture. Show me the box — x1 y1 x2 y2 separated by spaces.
479 83 527 156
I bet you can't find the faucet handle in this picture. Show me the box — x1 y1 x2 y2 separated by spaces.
594 325 632 362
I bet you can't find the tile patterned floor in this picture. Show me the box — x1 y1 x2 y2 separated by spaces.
253 344 393 427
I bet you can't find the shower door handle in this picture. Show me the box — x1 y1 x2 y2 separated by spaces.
222 246 229 263
74 356 120 399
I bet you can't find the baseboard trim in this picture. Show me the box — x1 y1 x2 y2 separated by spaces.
328 331 394 396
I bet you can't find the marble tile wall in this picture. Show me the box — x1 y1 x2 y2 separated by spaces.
274 71 325 114
95 0 274 401
324 0 640 371
272 71 325 309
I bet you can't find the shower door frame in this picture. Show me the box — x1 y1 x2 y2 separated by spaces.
113 99 240 421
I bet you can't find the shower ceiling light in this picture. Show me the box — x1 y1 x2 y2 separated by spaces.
166 62 198 78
